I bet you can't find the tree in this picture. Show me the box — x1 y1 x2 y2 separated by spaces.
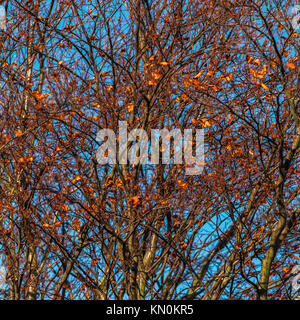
0 0 299 300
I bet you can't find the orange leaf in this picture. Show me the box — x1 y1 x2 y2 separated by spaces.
177 180 187 189
71 175 82 183
256 81 269 91
194 70 204 79
286 62 295 70
43 223 53 228
147 80 157 86
250 68 264 79
2 62 10 69
128 196 139 206
152 72 162 80
32 91 50 101
260 82 269 91
127 103 134 112
253 58 261 66
200 118 212 127
15 130 23 137
220 73 233 81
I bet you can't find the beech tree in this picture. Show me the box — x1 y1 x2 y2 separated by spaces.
0 0 299 300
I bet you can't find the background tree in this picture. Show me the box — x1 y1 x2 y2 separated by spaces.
0 0 299 300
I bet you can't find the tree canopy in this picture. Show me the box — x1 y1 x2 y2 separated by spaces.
0 0 299 300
